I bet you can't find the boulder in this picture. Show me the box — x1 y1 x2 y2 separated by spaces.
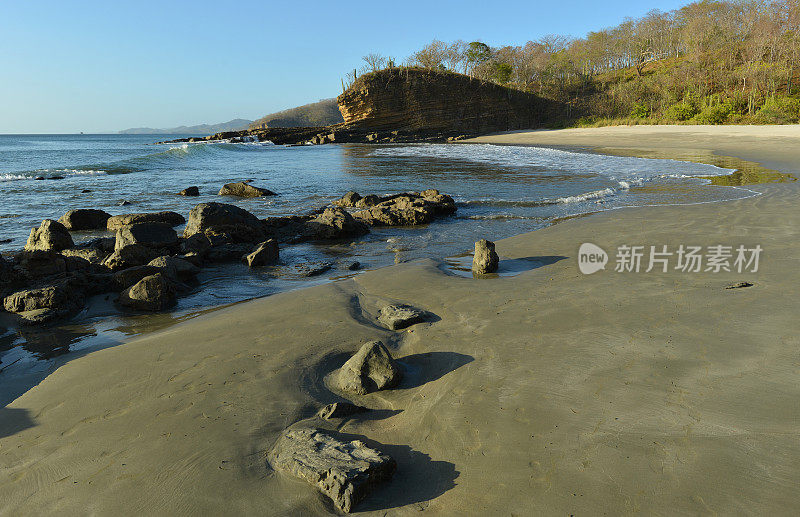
472 239 499 274
217 182 276 197
178 186 200 196
113 265 162 290
183 202 266 243
354 194 381 208
336 340 402 395
102 244 161 271
57 209 111 230
115 223 178 251
244 240 279 267
24 219 74 252
305 207 369 240
268 427 396 513
61 247 107 264
316 402 368 420
147 256 199 281
4 279 86 323
118 273 175 311
17 250 67 278
377 304 430 330
106 211 185 231
205 243 253 263
333 191 362 207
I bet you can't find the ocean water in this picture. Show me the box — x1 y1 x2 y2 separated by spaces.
0 133 752 397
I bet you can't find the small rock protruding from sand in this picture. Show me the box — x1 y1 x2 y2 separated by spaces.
178 186 200 196
337 340 402 395
316 402 368 420
268 427 396 513
24 219 74 252
472 238 499 274
244 240 279 267
217 181 276 198
377 303 429 330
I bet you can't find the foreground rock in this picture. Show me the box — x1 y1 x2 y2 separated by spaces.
147 256 199 281
106 211 185 231
115 223 179 251
244 240 279 267
183 202 266 244
268 427 396 513
472 239 499 274
3 279 86 324
24 220 74 252
336 340 402 395
178 186 199 196
58 209 111 230
217 181 276 198
377 304 430 330
349 190 456 227
118 273 175 311
306 207 369 240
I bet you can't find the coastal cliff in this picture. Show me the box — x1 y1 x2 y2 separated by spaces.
161 68 560 145
337 67 559 135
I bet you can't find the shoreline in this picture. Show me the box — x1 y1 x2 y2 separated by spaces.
2 126 800 514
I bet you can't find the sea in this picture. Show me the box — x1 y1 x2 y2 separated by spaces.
0 133 754 402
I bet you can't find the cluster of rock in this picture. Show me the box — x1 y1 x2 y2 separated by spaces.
268 303 432 512
0 189 457 326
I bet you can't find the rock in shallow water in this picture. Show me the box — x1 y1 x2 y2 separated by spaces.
106 211 185 231
118 273 175 311
244 239 279 267
472 238 499 275
57 209 111 231
377 304 429 330
336 340 402 395
178 186 199 196
268 427 396 513
217 181 276 198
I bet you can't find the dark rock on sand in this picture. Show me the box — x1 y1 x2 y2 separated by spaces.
217 181 276 198
118 273 175 311
106 211 185 231
24 219 74 252
57 209 111 231
183 202 266 243
306 207 369 240
268 427 396 513
336 340 402 395
244 240 279 267
726 281 754 289
316 402 368 420
115 223 179 251
178 186 200 196
472 239 499 274
377 304 430 330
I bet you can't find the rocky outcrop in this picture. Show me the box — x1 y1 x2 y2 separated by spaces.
244 240 279 267
268 427 396 513
178 186 199 196
472 239 499 274
24 220 74 252
336 340 402 395
306 207 369 240
377 304 430 330
350 190 456 227
338 67 559 135
183 202 266 244
58 209 111 230
217 182 276 198
106 212 185 231
115 223 179 251
118 273 175 311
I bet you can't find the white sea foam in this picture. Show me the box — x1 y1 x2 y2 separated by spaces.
556 187 616 204
371 144 734 181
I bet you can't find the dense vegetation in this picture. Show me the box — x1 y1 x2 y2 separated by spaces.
348 0 800 126
250 98 343 129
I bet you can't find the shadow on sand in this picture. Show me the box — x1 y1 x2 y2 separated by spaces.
397 351 474 390
442 254 568 278
0 407 35 438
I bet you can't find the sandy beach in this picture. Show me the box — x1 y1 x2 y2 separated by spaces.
2 125 799 515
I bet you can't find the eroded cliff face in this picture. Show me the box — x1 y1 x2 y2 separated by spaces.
337 68 560 134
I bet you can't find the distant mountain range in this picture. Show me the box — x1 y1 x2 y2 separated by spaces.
118 118 253 135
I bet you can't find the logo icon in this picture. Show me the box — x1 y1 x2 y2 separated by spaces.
578 243 608 274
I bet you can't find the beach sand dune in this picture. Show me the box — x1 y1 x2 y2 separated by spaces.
2 126 799 515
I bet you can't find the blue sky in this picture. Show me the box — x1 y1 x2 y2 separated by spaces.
1 0 689 133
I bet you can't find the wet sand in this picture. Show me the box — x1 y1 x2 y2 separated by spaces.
2 126 799 515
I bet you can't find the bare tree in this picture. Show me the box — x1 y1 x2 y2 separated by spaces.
362 53 387 73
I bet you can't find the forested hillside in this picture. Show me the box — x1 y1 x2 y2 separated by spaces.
347 0 800 125
250 99 343 129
